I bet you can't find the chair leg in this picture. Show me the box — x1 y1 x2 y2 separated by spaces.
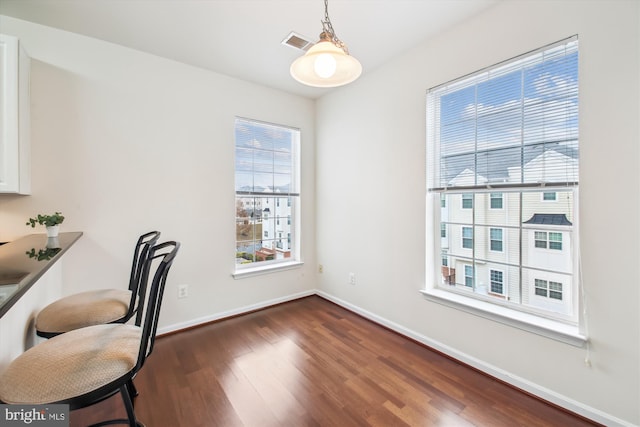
120 384 138 427
85 385 142 427
127 379 139 399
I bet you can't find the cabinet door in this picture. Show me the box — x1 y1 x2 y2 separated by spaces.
0 34 30 194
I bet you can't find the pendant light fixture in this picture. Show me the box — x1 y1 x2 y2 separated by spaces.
290 0 362 88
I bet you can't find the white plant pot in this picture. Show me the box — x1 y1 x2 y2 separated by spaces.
46 237 60 249
46 225 60 238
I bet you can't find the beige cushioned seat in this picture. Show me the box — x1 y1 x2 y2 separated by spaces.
35 289 132 335
0 324 140 404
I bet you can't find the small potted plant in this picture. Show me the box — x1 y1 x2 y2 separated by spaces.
26 212 65 237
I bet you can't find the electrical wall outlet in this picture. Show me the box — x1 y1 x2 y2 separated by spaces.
349 273 356 285
178 284 189 299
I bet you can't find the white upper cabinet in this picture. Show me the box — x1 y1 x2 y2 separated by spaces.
0 34 30 194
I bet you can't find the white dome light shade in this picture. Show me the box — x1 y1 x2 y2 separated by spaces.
290 40 362 88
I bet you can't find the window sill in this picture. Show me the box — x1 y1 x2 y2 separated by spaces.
420 288 587 347
232 261 304 279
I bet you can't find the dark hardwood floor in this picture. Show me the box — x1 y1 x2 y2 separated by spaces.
71 296 600 426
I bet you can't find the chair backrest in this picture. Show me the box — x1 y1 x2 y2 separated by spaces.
134 240 180 371
126 231 161 321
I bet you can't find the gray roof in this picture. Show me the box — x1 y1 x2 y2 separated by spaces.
523 213 572 226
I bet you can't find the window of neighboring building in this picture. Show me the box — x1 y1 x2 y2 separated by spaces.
490 193 503 209
234 117 300 272
535 279 563 300
426 36 579 325
462 193 473 209
490 269 504 294
549 281 563 300
549 232 562 250
490 228 503 252
441 223 447 238
534 231 563 251
464 265 474 287
462 226 473 249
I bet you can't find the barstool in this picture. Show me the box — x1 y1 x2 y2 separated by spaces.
35 231 161 338
0 241 180 427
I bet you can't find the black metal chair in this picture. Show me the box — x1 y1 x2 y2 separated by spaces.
0 241 180 427
35 231 161 338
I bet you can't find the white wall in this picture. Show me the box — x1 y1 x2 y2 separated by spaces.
0 15 317 331
316 1 639 426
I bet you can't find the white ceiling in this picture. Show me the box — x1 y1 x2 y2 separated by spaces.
0 0 499 99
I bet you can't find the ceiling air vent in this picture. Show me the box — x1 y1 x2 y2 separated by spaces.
281 31 314 52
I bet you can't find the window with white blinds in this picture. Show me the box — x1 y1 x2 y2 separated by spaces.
426 37 579 323
234 117 300 271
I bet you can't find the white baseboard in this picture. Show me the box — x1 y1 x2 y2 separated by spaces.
157 288 636 427
156 289 315 336
315 290 637 427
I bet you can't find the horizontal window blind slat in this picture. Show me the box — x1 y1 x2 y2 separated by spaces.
428 182 578 192
236 191 300 197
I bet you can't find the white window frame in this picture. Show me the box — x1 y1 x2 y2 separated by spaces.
423 37 585 346
233 117 303 278
535 278 564 301
549 281 563 300
464 264 474 288
549 232 563 250
490 192 503 209
535 231 563 251
489 227 503 252
534 231 548 249
490 269 505 295
461 193 473 209
462 226 473 249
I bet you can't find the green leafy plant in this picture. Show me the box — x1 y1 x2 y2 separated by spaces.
26 247 61 261
235 252 255 264
26 212 65 228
